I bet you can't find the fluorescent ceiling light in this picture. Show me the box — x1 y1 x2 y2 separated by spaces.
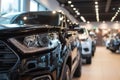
80 16 86 22
87 21 90 24
95 5 98 8
52 11 56 14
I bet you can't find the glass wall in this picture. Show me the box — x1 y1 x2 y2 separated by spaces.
0 0 49 15
20 0 24 11
38 3 48 11
30 0 38 11
1 0 19 15
30 0 48 11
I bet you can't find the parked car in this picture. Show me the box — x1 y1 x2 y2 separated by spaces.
105 34 113 49
0 11 62 25
0 11 81 80
78 27 96 64
108 34 120 53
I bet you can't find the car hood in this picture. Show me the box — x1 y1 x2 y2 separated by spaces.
0 24 61 38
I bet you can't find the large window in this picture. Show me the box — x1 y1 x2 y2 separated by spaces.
38 4 48 11
1 0 19 15
30 0 48 11
20 0 24 11
30 0 38 11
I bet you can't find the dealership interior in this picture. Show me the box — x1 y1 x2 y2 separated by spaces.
0 0 120 80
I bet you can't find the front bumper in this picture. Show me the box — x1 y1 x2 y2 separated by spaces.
81 53 91 59
0 68 57 80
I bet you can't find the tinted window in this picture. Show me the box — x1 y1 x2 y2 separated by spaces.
14 12 61 26
0 13 20 24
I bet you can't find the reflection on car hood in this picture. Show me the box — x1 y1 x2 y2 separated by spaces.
0 24 60 38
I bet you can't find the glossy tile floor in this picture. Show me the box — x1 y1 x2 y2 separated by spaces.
73 47 120 80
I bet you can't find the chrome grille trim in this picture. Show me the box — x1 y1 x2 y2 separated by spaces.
0 40 20 72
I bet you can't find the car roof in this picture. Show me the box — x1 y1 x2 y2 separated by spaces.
2 11 63 17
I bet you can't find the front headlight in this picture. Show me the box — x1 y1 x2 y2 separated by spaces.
9 33 59 54
23 33 50 47
32 75 52 80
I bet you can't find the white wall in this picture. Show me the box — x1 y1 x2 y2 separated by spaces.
38 0 79 23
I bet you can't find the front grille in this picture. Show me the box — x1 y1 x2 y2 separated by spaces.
84 48 89 52
0 41 18 72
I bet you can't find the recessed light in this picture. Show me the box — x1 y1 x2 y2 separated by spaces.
77 12 80 15
119 7 120 10
70 4 74 7
95 1 98 5
75 10 78 13
67 19 70 22
68 1 72 4
96 8 99 11
73 8 76 10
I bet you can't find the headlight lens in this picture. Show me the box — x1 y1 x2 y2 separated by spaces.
9 33 59 54
23 34 50 47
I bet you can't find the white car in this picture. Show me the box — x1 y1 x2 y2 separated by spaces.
78 28 96 64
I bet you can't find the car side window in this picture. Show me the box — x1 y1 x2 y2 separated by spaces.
13 14 28 25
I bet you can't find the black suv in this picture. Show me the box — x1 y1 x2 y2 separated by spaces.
0 11 81 80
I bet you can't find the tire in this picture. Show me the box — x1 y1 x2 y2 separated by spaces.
73 61 81 77
92 45 95 56
106 47 109 49
62 65 71 80
92 50 95 56
110 49 116 53
86 57 91 64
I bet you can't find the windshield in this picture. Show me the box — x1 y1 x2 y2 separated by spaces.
16 12 61 26
0 12 63 27
0 14 18 24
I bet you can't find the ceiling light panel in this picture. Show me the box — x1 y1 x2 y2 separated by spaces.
95 1 100 22
111 7 120 22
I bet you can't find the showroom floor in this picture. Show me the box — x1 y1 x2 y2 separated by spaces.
73 47 120 80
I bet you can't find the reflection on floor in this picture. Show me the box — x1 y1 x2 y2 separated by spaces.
73 47 120 80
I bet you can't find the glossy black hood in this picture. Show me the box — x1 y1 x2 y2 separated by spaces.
0 24 61 38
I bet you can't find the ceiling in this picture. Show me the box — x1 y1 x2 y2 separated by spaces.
57 0 120 22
